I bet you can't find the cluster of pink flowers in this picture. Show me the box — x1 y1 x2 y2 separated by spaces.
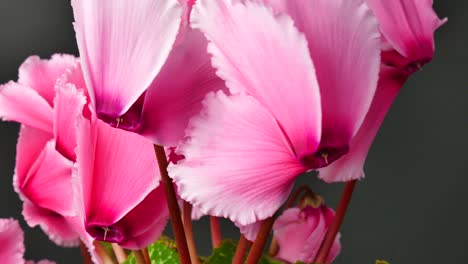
0 0 445 263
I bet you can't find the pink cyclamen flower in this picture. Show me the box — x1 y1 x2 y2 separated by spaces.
0 55 82 246
0 218 56 264
318 0 446 182
169 0 380 225
273 206 341 263
72 0 223 146
0 54 170 258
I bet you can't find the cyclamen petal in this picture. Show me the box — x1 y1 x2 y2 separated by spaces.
53 81 87 161
0 219 25 264
267 0 380 168
15 126 80 247
140 30 226 146
169 92 307 225
18 54 79 105
75 114 164 248
319 66 408 182
366 0 447 62
71 0 182 126
191 0 322 158
273 206 341 263
0 82 53 132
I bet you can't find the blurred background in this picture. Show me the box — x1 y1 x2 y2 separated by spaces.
0 1 466 263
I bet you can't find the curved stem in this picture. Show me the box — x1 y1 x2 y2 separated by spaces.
314 180 357 263
210 216 222 249
245 217 274 264
142 248 150 264
182 201 200 264
233 235 252 264
134 250 147 264
111 243 127 263
153 144 190 264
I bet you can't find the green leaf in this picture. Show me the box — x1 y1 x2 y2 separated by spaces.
123 236 180 264
204 240 285 264
375 261 390 264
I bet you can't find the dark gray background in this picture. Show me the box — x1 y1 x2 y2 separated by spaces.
0 1 466 263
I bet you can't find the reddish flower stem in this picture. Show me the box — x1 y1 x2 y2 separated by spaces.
142 248 150 264
111 243 127 263
153 144 190 264
80 241 93 264
134 250 147 264
210 216 222 249
268 237 279 257
233 235 252 264
245 217 275 264
182 201 200 264
93 241 116 264
314 180 357 263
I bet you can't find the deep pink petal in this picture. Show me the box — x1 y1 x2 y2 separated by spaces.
191 0 322 158
366 0 447 61
0 218 25 263
116 186 169 250
14 126 53 186
0 82 53 132
18 54 79 105
22 201 80 247
319 66 408 182
71 0 182 119
19 140 75 217
140 29 225 146
75 116 160 242
169 92 306 225
53 80 87 160
272 0 380 164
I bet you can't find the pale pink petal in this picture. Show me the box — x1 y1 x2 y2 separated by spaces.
53 80 87 160
272 0 380 167
191 0 322 158
71 0 182 119
75 116 160 243
22 201 80 247
236 221 261 242
366 0 447 61
116 186 169 250
18 54 79 105
319 66 408 182
169 92 306 225
273 206 341 263
0 82 53 132
140 29 225 146
274 208 320 262
19 141 75 217
0 218 25 263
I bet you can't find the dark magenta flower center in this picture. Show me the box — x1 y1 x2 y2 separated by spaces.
87 225 124 243
299 145 349 169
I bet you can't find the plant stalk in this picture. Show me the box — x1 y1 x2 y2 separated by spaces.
245 217 274 264
182 201 200 264
233 235 252 264
210 216 222 249
314 180 357 263
153 144 190 264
